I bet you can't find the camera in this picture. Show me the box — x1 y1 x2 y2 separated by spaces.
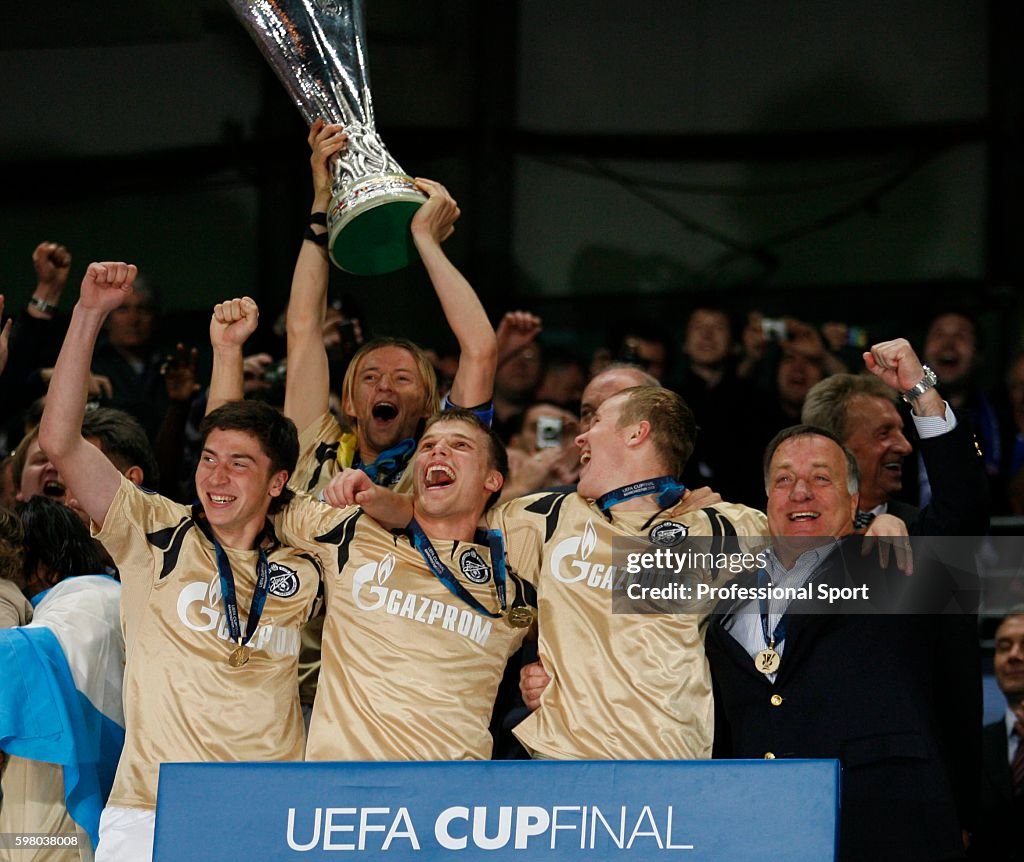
761 318 788 341
536 415 563 449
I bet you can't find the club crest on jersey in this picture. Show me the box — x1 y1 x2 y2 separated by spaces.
267 562 300 598
460 549 491 584
649 521 688 546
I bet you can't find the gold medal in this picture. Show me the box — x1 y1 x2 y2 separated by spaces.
228 645 251 668
755 647 780 675
506 606 535 628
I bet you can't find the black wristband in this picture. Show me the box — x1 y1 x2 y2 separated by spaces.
309 211 327 227
303 225 328 247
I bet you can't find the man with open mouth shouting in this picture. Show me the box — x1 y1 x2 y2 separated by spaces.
276 409 533 761
206 124 498 724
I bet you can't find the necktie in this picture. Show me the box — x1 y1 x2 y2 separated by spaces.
853 510 876 530
1012 720 1024 796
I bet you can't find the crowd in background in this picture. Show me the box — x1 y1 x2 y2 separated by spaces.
2 240 1023 518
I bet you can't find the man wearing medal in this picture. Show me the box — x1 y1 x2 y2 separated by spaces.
277 409 534 761
39 263 325 862
206 122 499 726
704 424 979 861
496 386 769 760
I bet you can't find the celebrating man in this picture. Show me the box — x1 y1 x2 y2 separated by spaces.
39 263 324 861
704 425 978 861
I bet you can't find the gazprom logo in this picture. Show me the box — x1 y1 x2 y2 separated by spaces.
352 553 396 611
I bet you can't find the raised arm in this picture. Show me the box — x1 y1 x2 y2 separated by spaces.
38 263 137 528
411 178 497 410
283 119 348 434
206 296 260 414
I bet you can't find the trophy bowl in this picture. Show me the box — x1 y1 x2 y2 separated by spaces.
328 173 426 275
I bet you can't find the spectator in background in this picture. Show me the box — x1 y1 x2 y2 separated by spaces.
593 320 672 382
499 401 580 500
90 274 169 438
533 346 586 412
0 243 74 451
676 305 766 508
738 311 847 447
493 311 544 441
920 309 1001 506
972 609 1024 860
801 338 989 536
12 408 157 529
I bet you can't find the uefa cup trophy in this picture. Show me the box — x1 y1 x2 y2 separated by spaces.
226 0 427 275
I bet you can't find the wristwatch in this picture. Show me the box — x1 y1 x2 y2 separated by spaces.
28 296 59 315
900 365 938 403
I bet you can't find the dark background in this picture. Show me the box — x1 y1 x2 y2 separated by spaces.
1 0 1021 380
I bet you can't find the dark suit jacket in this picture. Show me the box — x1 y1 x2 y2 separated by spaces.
969 719 1023 860
892 408 990 536
707 538 980 862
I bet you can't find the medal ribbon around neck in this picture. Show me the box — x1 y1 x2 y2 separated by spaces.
755 567 788 674
596 476 687 512
407 518 507 619
213 539 270 655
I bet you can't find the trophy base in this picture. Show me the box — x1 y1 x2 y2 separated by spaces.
328 174 428 275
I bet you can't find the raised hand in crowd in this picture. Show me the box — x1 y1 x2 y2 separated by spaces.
28 241 72 319
496 311 543 365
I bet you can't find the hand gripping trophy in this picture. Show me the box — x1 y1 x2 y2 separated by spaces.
227 0 427 275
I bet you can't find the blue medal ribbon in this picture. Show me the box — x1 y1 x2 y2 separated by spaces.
407 519 507 619
596 476 687 512
354 438 417 486
757 568 789 650
213 540 270 649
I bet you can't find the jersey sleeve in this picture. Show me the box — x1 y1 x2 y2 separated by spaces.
91 474 192 588
291 411 350 495
486 492 560 587
274 493 359 547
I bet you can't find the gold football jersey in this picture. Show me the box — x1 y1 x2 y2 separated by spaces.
93 477 323 810
291 411 349 498
277 496 529 761
491 492 768 760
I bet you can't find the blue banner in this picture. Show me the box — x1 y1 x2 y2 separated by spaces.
154 760 838 860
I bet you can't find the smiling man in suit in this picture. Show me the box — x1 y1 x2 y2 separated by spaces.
705 423 980 862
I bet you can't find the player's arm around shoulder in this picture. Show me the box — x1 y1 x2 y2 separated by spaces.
273 491 361 548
